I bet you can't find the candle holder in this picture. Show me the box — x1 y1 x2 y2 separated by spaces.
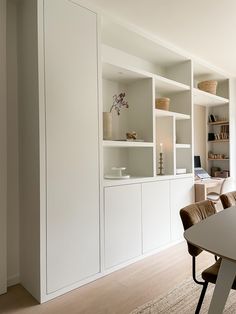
158 152 164 175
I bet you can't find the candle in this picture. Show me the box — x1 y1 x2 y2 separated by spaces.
160 143 163 153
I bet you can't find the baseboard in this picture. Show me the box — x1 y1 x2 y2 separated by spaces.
7 274 20 287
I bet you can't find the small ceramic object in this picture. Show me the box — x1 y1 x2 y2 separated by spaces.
104 167 130 179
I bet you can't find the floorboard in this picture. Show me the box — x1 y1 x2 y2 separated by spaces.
0 242 214 314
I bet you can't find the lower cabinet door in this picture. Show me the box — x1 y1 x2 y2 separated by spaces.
104 184 142 269
170 178 194 241
142 181 171 253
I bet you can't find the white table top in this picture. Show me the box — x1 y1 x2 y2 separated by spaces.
184 206 236 262
194 177 223 186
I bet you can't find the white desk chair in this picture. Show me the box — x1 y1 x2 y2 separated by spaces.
206 179 226 203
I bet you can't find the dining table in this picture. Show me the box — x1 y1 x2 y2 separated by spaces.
184 206 236 313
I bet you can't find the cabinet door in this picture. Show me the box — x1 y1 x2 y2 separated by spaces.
104 185 142 269
142 181 171 253
170 178 194 241
44 0 100 293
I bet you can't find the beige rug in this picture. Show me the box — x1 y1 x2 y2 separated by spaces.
130 276 236 314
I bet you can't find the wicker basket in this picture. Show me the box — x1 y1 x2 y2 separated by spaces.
155 97 170 110
198 80 218 95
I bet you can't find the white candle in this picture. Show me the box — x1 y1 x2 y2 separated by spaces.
160 143 163 153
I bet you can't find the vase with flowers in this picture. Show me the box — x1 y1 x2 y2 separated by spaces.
103 92 129 140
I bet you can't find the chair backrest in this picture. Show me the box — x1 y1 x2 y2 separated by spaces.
220 191 236 209
207 178 226 195
180 200 216 257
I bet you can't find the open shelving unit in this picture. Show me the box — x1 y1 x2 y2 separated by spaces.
101 18 194 181
102 58 155 179
193 61 230 177
101 18 231 183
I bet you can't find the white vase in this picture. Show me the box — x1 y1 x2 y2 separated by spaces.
103 112 112 140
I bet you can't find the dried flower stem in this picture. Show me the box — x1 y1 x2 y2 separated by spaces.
110 92 129 115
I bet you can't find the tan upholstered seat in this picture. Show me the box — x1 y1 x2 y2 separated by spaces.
220 191 236 209
180 200 236 314
180 200 216 257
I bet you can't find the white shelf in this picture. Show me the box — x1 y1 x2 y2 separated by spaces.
103 140 154 148
193 88 229 107
208 159 229 161
176 144 191 149
154 74 190 94
155 109 190 120
102 61 151 83
208 139 229 143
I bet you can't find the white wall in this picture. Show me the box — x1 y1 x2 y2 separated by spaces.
194 105 206 169
7 0 20 286
0 0 7 294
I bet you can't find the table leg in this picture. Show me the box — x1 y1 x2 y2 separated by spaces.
208 258 236 314
195 184 206 202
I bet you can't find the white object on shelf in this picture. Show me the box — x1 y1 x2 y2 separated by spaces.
105 167 130 179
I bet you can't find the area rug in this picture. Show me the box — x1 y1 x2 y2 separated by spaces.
130 276 236 314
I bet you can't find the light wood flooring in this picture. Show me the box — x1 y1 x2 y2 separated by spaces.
0 242 213 314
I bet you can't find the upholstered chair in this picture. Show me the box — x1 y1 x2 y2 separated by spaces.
179 200 236 314
220 190 236 209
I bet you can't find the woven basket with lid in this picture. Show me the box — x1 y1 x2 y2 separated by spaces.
155 97 170 110
198 80 218 95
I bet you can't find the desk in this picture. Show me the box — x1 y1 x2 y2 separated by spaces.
185 206 236 314
195 178 224 201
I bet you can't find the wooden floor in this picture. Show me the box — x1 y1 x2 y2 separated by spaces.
0 242 213 314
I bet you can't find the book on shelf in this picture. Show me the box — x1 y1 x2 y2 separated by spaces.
209 114 217 122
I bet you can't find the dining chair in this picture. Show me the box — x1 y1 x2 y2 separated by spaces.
206 178 226 203
180 200 236 314
220 190 236 209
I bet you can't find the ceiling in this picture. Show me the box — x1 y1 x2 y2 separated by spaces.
88 0 236 76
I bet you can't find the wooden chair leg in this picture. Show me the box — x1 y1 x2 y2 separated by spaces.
195 282 208 314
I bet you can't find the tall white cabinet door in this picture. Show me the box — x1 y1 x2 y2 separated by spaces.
44 0 100 293
170 178 194 242
142 181 171 253
104 185 142 269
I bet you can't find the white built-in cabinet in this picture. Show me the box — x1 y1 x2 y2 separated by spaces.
103 178 194 270
44 0 100 293
142 181 171 253
17 0 233 304
104 185 142 269
19 0 100 302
